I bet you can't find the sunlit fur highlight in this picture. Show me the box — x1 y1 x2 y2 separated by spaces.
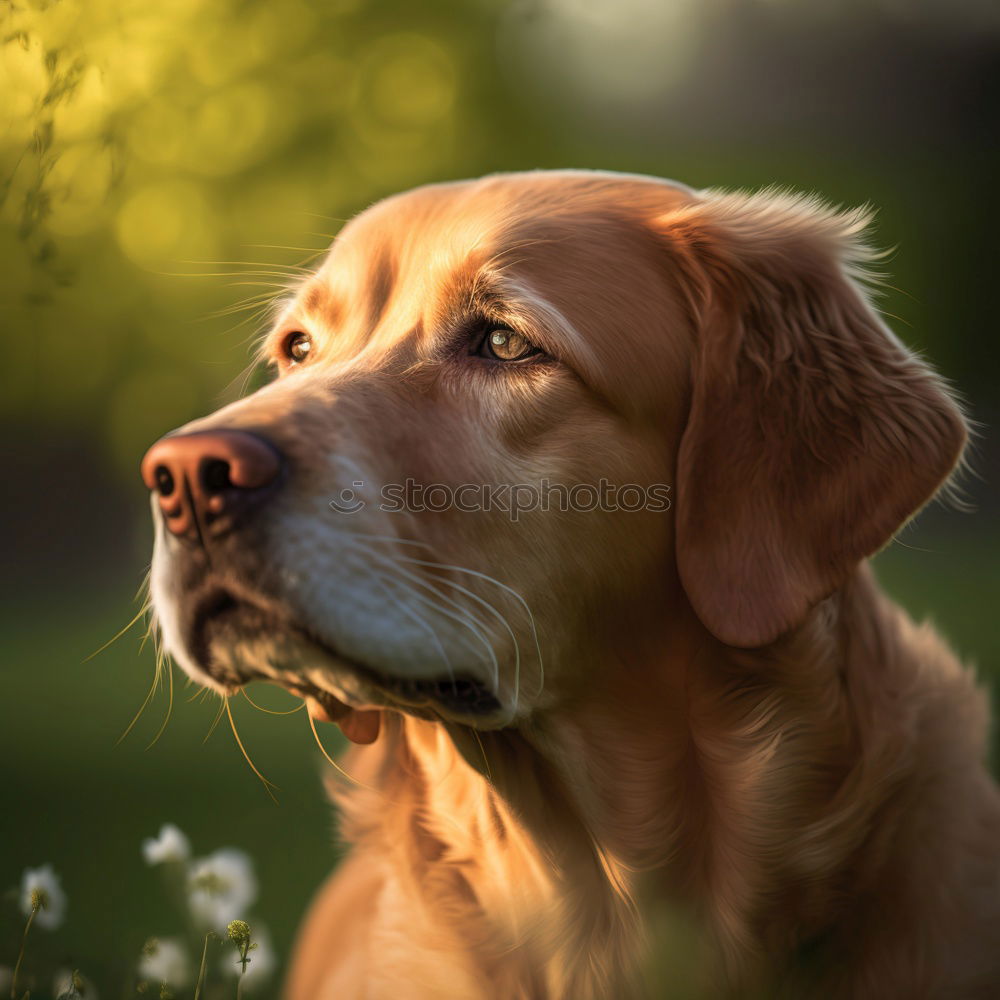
142 171 999 998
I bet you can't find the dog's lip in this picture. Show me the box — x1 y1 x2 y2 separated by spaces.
185 585 381 743
187 583 502 729
296 622 504 720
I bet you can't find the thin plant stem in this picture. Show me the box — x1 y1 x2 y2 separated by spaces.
236 973 245 1000
11 902 38 999
194 932 214 1000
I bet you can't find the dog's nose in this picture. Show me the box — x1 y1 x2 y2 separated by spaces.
141 430 283 541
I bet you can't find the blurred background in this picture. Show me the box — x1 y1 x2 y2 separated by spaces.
2 0 998 994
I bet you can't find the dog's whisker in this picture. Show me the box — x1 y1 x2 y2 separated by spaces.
332 529 540 706
242 242 328 257
115 669 161 746
360 548 500 687
306 711 379 792
203 693 228 743
220 279 303 291
138 621 154 657
394 555 545 701
86 570 153 662
235 363 266 399
471 728 493 784
212 314 279 357
138 605 160 658
145 660 175 750
240 687 306 716
420 574 519 709
217 310 281 339
176 258 315 273
295 210 348 225
238 318 285 350
387 562 521 715
361 545 501 687
150 269 301 284
221 328 282 399
84 598 151 662
225 696 279 802
134 567 153 602
372 574 457 686
376 568 499 684
202 293 282 321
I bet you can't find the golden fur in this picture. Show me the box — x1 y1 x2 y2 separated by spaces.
288 572 1000 998
144 171 1000 998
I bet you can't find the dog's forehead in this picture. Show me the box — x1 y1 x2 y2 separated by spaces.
281 171 696 392
314 182 504 322
304 171 692 309
283 181 508 360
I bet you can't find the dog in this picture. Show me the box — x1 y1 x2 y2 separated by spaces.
141 170 1000 998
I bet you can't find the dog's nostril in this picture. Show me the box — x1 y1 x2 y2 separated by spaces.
201 458 233 493
154 465 175 497
141 429 283 540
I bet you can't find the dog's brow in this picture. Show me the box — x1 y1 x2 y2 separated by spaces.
467 279 508 317
366 245 398 332
300 282 343 325
444 255 511 315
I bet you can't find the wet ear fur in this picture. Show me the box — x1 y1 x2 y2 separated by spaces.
658 190 966 647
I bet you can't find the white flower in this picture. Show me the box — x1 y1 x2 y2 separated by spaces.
186 848 258 931
21 864 67 930
219 924 276 992
137 938 191 989
54 968 98 998
142 823 191 866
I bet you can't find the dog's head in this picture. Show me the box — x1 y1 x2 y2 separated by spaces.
142 170 965 740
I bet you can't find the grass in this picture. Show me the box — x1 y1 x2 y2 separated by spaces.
0 581 341 993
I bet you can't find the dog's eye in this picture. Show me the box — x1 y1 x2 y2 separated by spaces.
284 332 312 364
478 327 539 362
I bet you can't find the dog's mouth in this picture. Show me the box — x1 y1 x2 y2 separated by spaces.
185 585 502 740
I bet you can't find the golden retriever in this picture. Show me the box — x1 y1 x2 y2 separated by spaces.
141 170 1000 998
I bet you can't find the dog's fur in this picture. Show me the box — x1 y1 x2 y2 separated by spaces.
145 171 1000 998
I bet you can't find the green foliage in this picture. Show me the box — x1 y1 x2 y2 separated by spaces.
2 0 995 480
0 0 499 470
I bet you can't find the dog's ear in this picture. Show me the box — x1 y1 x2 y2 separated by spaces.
657 190 966 648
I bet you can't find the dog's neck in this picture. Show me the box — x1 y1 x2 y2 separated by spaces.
334 563 988 997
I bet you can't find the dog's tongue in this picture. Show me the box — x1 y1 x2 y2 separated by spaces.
306 694 381 745
337 709 381 744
